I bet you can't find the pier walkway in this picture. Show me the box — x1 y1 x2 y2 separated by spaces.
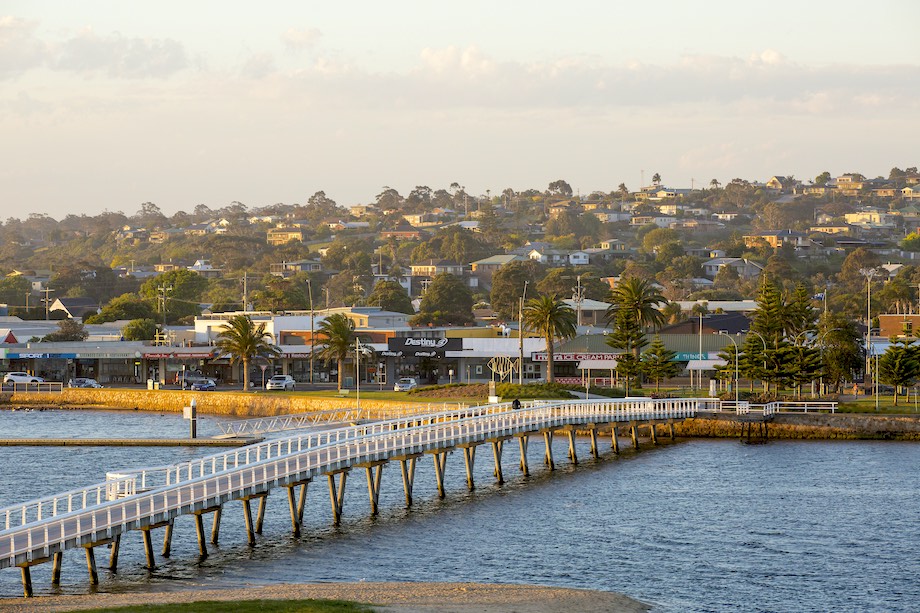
0 396 716 596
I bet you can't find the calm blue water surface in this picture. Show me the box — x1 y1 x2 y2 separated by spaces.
1 408 918 612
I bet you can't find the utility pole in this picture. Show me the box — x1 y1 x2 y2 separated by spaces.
42 287 54 321
242 273 249 311
518 281 529 386
572 274 584 327
860 268 878 404
158 284 172 336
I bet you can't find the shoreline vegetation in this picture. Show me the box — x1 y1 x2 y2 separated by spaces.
3 388 920 440
0 582 651 613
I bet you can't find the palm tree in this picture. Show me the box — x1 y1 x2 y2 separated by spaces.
522 295 577 384
316 313 355 391
215 314 280 390
606 277 667 347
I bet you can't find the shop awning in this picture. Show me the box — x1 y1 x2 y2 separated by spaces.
686 359 726 371
577 359 618 370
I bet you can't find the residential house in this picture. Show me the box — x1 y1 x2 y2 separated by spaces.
381 222 426 241
409 259 465 277
809 223 860 236
187 259 222 279
630 216 676 228
527 248 569 266
835 174 867 197
183 223 213 237
702 257 764 280
327 221 371 231
267 227 305 246
115 226 148 244
49 297 99 320
844 210 898 228
148 229 183 244
765 176 792 192
270 260 324 278
153 263 181 273
902 186 920 201
470 254 525 285
743 230 811 250
593 210 632 223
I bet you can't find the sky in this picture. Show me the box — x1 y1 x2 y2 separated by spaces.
2 1 919 219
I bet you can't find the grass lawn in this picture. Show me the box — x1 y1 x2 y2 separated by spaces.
275 389 487 404
78 599 374 613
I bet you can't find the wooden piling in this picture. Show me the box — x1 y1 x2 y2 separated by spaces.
491 440 504 483
141 529 155 569
51 551 63 585
611 425 620 454
327 470 348 525
461 445 477 490
649 422 658 445
108 534 121 571
20 566 32 598
395 455 418 507
161 520 174 557
241 498 255 546
517 435 529 475
588 425 599 459
255 494 268 534
431 451 448 499
357 462 385 516
189 513 206 558
543 430 555 470
211 506 222 544
630 423 640 449
566 428 579 464
285 480 309 536
85 546 99 585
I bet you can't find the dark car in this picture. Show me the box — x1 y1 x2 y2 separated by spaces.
175 372 209 389
190 379 217 391
68 377 103 388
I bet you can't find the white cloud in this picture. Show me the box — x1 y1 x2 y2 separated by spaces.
0 16 48 78
240 53 276 79
281 27 322 51
52 28 188 78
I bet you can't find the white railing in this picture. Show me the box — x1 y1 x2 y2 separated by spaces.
1 397 711 568
765 401 838 414
215 408 368 436
10 382 64 394
1 477 135 531
720 400 838 414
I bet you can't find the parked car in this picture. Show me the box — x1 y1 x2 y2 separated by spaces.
394 377 418 392
190 379 217 391
4 372 45 384
265 374 296 391
68 377 102 388
175 372 209 389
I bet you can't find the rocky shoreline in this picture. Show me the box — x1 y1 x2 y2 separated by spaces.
0 582 651 613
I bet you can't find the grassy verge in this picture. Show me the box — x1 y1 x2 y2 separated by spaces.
78 599 374 613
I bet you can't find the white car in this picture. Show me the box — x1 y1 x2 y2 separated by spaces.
265 375 296 391
394 377 418 392
4 372 45 384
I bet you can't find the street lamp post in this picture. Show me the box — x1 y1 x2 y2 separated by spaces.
719 331 740 407
860 267 878 403
306 279 315 385
518 281 529 386
743 329 768 393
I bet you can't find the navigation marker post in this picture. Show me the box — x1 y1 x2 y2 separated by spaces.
183 398 198 439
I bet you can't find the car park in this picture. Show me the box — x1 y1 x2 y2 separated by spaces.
265 374 295 391
393 377 418 392
3 372 45 384
68 378 102 388
190 379 217 391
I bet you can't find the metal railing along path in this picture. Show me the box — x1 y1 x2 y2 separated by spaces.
0 397 714 571
214 403 471 437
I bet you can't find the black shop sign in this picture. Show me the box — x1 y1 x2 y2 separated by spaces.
384 337 461 358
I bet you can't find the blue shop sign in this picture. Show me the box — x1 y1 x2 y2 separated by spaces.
7 352 78 359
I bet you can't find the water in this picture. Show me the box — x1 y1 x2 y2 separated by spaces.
1 409 919 612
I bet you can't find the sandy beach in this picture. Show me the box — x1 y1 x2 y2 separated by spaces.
0 582 650 612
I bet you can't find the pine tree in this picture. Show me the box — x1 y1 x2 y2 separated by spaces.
878 338 920 406
641 336 680 391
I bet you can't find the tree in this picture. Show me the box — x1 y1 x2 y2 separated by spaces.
139 269 208 324
713 265 741 289
489 260 541 320
410 274 474 326
606 277 667 338
642 336 680 391
878 338 920 406
651 173 661 186
547 180 573 198
122 318 158 341
315 313 355 391
522 295 577 384
819 315 864 393
215 315 280 390
85 293 156 324
41 319 88 342
641 228 679 254
815 171 832 186
366 280 414 314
